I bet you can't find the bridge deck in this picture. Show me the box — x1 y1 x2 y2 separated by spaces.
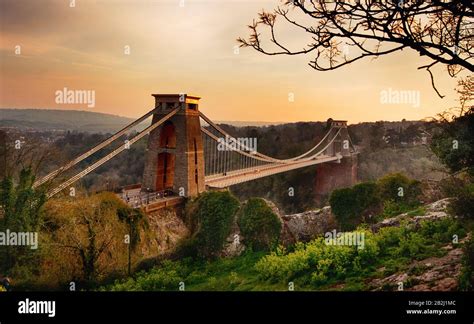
205 154 341 188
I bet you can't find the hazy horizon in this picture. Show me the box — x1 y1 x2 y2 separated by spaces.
0 107 430 127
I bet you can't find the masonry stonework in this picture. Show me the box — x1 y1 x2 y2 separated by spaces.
314 153 358 205
142 94 205 197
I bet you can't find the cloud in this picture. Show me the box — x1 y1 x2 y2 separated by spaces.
0 0 73 35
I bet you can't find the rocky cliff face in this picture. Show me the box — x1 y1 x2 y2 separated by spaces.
367 198 470 291
220 221 246 258
279 207 338 245
141 207 190 257
368 234 469 291
261 199 338 246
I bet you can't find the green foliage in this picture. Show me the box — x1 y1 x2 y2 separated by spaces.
107 260 184 291
377 173 421 204
255 229 378 285
0 168 46 277
103 252 269 291
458 238 474 291
368 122 387 151
376 217 463 261
255 217 464 288
182 191 240 259
330 173 423 228
352 182 380 209
379 200 420 219
441 177 474 220
232 166 318 214
376 174 422 220
406 206 427 217
430 107 474 176
237 198 281 251
116 205 147 250
329 182 380 230
430 107 474 222
329 188 356 229
418 217 465 242
396 232 434 259
358 146 445 182
0 168 46 232
38 192 145 287
102 216 467 292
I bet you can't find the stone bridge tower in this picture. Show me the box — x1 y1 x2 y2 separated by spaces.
315 120 358 205
142 94 205 197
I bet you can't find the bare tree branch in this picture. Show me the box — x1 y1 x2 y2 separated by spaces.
238 0 473 95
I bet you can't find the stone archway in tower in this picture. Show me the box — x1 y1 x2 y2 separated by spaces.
159 121 176 148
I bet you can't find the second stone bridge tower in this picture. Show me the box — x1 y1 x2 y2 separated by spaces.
315 120 358 204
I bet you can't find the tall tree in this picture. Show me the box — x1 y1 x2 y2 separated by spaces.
0 168 46 274
430 77 474 175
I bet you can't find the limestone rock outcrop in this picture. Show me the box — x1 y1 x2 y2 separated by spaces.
371 198 452 232
260 199 338 245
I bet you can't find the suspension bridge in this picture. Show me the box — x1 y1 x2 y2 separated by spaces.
32 94 357 211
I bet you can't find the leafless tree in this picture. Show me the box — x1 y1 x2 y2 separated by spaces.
238 0 473 98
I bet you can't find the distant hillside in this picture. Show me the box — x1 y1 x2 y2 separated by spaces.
0 108 281 133
0 109 144 133
216 120 282 127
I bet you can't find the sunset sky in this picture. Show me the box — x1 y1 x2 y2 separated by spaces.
0 0 467 124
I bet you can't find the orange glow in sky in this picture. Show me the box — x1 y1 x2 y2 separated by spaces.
0 0 466 124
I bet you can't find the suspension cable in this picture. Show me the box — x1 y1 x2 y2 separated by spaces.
47 107 180 198
34 105 163 188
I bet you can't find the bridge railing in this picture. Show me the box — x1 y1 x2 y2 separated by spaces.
119 189 176 208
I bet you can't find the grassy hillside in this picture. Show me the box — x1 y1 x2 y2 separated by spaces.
0 108 141 133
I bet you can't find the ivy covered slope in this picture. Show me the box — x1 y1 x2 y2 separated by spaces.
102 186 472 291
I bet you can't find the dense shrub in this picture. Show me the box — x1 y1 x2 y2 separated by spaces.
105 260 185 291
330 182 380 230
330 173 423 228
418 217 465 242
396 232 433 258
237 198 281 251
182 191 240 259
329 188 356 230
40 193 135 285
441 176 474 220
255 229 378 284
102 252 267 291
377 173 421 205
430 107 474 176
451 184 474 220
